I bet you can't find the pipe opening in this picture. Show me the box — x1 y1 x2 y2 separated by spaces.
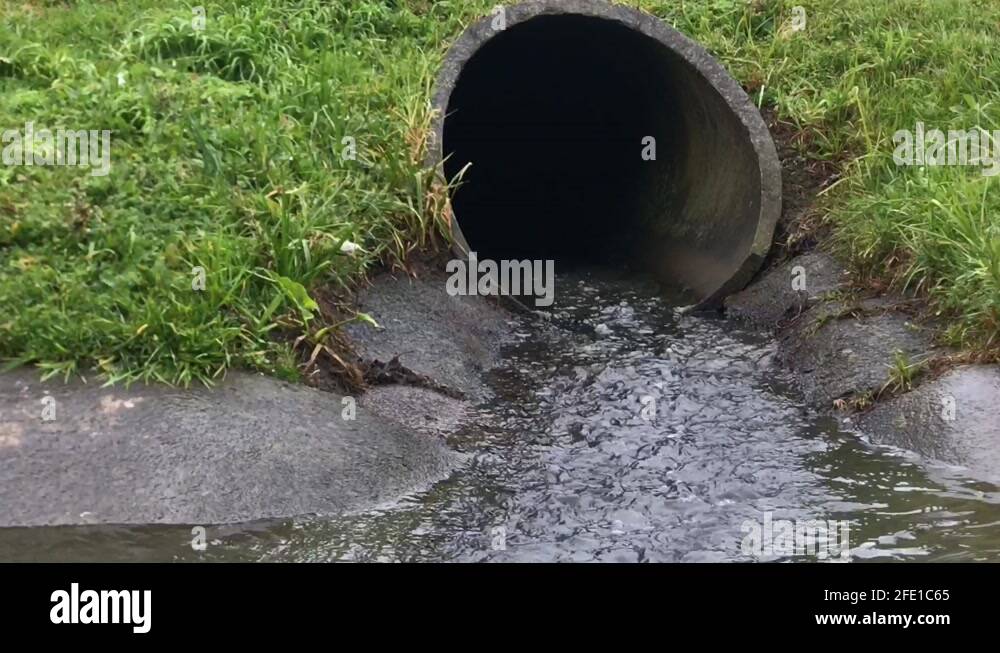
437 5 780 303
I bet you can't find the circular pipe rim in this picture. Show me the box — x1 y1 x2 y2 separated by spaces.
427 0 782 307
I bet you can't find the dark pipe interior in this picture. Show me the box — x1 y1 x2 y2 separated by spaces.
442 14 762 295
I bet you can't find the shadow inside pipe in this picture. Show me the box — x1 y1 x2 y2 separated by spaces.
442 14 761 300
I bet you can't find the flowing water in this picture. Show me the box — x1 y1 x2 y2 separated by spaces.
3 269 1000 562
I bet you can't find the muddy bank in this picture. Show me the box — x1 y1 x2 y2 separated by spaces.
725 250 1000 481
0 271 512 527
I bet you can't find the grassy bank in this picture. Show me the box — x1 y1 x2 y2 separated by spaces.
1 0 998 385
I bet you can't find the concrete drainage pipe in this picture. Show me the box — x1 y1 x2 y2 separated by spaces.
428 0 781 306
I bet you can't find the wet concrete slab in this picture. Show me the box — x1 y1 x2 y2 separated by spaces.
855 365 1000 482
0 370 462 526
0 269 517 528
728 253 939 409
360 385 470 438
777 301 935 408
729 250 1000 480
725 251 847 328
345 268 514 400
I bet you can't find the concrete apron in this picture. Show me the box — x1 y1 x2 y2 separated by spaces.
726 251 1000 484
0 369 461 526
0 267 512 527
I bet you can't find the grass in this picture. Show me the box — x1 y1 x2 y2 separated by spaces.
1 0 998 386
0 0 471 385
650 0 1000 352
883 349 928 395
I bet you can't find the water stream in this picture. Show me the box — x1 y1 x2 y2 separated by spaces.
3 269 999 561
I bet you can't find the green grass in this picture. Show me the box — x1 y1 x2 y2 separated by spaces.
1 0 999 386
883 349 928 395
644 0 1000 350
0 0 472 385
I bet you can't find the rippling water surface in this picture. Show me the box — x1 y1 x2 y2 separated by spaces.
4 270 1000 561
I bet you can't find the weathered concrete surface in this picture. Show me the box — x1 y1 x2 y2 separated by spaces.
776 300 936 408
725 251 846 328
361 385 470 438
346 269 514 400
727 211 1000 480
0 371 461 526
728 252 939 409
855 366 1000 482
